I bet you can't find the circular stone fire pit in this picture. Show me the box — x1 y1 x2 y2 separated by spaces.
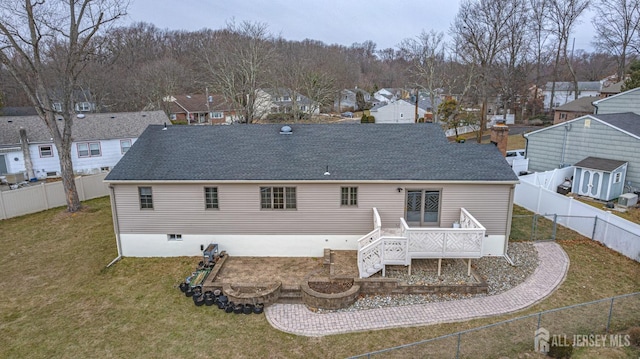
301 273 360 310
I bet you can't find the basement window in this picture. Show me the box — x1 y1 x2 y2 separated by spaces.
167 234 183 241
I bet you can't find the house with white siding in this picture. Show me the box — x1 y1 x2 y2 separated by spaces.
543 81 601 110
369 99 433 123
0 111 169 180
524 112 640 190
104 123 519 275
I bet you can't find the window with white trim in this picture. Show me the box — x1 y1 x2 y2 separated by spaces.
75 102 91 112
341 187 358 206
120 139 132 154
139 187 153 209
614 172 622 183
39 145 53 158
205 187 219 209
260 187 296 209
77 142 101 157
210 112 224 119
52 102 62 112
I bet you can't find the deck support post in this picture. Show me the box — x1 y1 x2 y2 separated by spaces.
467 258 472 276
437 258 442 276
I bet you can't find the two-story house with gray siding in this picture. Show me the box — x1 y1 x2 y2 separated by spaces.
524 113 640 189
104 123 519 259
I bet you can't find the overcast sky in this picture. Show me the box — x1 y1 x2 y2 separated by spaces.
126 0 596 52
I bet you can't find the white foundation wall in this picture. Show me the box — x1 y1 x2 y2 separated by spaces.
481 235 506 256
120 233 362 257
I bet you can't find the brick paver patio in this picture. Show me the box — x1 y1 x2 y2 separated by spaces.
265 241 569 337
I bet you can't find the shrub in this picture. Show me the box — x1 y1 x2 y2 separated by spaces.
547 338 573 358
360 114 375 123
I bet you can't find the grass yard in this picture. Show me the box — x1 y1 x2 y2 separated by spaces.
1 198 638 358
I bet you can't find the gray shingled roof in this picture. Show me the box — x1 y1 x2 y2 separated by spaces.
553 96 596 112
574 157 627 172
105 123 519 182
544 81 602 92
591 112 640 137
0 111 169 146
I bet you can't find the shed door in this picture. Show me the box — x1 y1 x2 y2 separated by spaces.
578 169 602 198
0 155 7 174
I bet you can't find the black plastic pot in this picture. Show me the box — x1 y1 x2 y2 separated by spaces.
218 295 228 304
217 301 226 309
224 303 234 313
185 287 194 297
243 304 254 314
204 295 215 306
233 304 244 314
193 293 205 306
253 303 264 314
179 282 189 293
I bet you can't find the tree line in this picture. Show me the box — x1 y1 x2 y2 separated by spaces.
1 0 638 212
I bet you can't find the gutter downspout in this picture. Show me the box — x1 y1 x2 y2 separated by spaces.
503 183 516 266
106 184 123 268
560 123 571 168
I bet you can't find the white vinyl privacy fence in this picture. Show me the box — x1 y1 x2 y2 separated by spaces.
515 168 640 262
0 173 109 220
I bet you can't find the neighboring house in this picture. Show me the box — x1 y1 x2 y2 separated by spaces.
524 112 640 188
593 87 640 115
165 94 240 124
373 88 409 103
255 89 320 119
369 99 432 123
104 123 519 259
552 96 596 124
599 80 624 98
334 88 373 112
0 111 169 178
542 81 601 110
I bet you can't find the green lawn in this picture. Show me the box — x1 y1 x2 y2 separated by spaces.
1 198 638 358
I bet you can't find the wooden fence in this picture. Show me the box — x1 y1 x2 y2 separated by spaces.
0 173 109 220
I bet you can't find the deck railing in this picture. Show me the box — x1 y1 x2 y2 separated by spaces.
358 208 486 278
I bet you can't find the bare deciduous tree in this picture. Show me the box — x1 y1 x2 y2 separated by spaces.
0 0 128 212
592 0 640 81
399 30 446 122
202 21 275 123
548 0 590 108
452 0 522 142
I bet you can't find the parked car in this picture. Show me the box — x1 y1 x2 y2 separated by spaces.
505 149 525 166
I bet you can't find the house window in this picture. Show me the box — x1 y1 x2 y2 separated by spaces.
120 139 132 154
300 105 307 111
341 187 358 206
260 186 296 209
167 234 182 241
139 187 153 209
75 102 91 112
205 187 219 209
211 112 224 119
77 142 101 157
614 172 622 183
39 145 53 158
400 113 404 118
560 113 567 119
52 102 62 112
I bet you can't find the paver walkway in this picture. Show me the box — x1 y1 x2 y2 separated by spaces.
265 241 569 337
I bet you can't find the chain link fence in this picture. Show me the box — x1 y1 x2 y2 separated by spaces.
349 292 640 358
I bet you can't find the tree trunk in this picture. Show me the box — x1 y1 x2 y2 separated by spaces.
58 143 81 212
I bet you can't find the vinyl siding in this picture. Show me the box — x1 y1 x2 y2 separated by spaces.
596 89 640 115
526 118 640 186
112 182 513 236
